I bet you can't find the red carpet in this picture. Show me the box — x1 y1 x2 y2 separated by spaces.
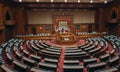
108 44 113 53
57 46 65 72
2 39 120 72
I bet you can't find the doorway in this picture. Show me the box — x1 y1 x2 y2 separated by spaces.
108 24 118 35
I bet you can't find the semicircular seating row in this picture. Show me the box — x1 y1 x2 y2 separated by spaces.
0 35 120 72
16 33 51 37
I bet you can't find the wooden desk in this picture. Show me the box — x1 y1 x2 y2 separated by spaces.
63 65 83 72
87 62 106 72
56 32 76 45
0 64 15 72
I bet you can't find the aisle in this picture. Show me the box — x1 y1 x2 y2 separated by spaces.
57 46 66 72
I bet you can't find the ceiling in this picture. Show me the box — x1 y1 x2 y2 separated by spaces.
13 0 113 3
12 0 117 9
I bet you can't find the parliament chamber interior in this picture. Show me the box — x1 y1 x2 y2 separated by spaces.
0 0 120 72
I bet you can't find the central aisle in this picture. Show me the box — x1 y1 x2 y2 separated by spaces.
57 46 66 72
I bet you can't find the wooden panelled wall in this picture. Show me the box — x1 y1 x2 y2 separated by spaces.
106 1 120 36
14 8 97 34
15 7 26 34
28 24 54 34
13 2 120 36
0 0 120 45
6 3 120 35
0 3 5 44
97 8 107 32
27 24 96 34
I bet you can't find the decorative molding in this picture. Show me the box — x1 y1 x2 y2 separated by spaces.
53 15 73 19
107 19 119 24
4 20 15 25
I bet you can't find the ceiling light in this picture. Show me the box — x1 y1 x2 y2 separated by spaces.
19 0 22 2
90 0 93 3
78 0 80 3
51 0 53 3
104 0 107 3
65 0 67 3
36 0 39 2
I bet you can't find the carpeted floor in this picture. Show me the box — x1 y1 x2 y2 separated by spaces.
2 39 119 72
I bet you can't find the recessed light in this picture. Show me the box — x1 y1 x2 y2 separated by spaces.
19 0 22 2
36 0 39 2
90 0 93 3
65 0 67 3
104 1 107 3
78 0 80 3
51 0 53 3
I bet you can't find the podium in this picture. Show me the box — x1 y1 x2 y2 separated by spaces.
56 32 76 45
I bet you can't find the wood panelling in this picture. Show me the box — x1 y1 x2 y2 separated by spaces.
27 9 95 24
0 30 5 44
80 25 88 32
28 24 53 34
36 25 43 34
0 3 5 45
74 24 88 32
107 6 119 23
5 26 15 40
1 0 120 46
27 23 96 34
118 24 120 36
0 3 3 26
73 24 95 33
4 7 14 21
106 0 120 36
118 5 120 36
15 7 26 34
97 8 107 32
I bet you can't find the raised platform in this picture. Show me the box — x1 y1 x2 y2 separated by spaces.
15 32 107 41
56 32 77 45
